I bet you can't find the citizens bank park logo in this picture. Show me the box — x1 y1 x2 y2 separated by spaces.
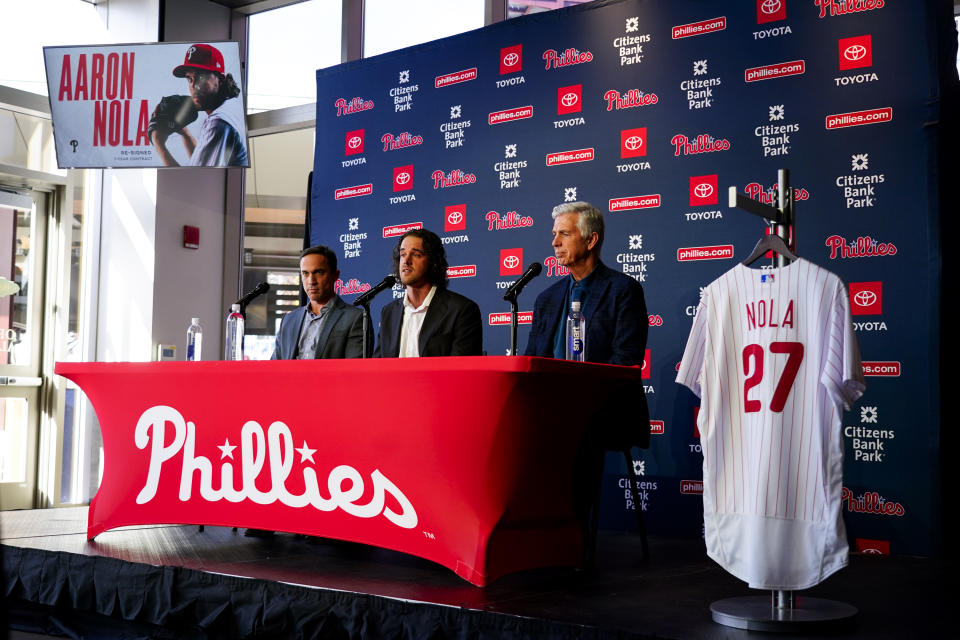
620 128 647 158
816 0 885 19
839 35 872 71
825 107 892 130
447 265 476 279
345 129 364 155
862 361 900 377
650 420 664 435
680 480 704 494
382 221 422 238
689 174 718 206
435 68 477 88
757 0 787 23
393 165 414 192
546 148 594 166
489 105 533 125
849 281 882 315
500 248 523 276
557 84 582 115
500 44 522 75
609 194 661 212
855 538 891 555
490 311 532 325
335 184 372 200
672 17 726 39
745 60 805 82
444 204 466 231
335 97 374 116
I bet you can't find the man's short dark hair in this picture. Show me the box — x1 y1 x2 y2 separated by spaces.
391 228 448 289
300 245 338 272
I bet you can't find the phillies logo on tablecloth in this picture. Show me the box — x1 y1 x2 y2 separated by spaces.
689 174 718 206
500 44 523 75
838 35 873 70
816 0 885 19
557 84 582 115
620 128 647 158
393 165 414 191
849 282 882 315
133 406 418 528
335 96 374 116
500 248 523 276
344 129 364 155
756 0 787 23
444 204 466 231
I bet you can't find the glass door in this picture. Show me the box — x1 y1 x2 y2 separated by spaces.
1 192 47 510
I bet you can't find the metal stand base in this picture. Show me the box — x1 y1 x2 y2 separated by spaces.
711 594 857 633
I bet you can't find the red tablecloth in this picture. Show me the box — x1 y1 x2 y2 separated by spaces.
56 356 645 585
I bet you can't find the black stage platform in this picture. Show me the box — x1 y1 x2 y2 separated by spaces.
1 508 946 639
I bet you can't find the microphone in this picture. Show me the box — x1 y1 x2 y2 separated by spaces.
233 282 270 307
502 262 543 301
353 275 397 307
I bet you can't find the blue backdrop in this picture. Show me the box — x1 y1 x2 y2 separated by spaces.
311 0 944 557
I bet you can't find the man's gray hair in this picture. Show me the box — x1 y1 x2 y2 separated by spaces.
551 201 604 252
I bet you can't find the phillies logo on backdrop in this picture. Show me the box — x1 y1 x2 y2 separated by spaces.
500 248 523 276
620 128 647 158
393 165 414 192
849 281 882 315
557 84 582 115
756 0 787 23
444 204 466 231
838 35 873 71
689 174 718 206
500 44 523 75
335 96 374 116
344 129 364 155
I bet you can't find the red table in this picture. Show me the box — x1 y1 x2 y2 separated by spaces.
56 356 645 586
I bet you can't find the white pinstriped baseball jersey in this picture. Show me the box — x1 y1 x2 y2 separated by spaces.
677 259 865 590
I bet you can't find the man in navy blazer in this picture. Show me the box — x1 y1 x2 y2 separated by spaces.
272 245 367 360
374 228 482 358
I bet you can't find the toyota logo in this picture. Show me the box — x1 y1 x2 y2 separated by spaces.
641 358 648 370
503 52 519 67
561 92 579 107
395 172 411 185
447 210 463 225
624 136 644 151
854 290 877 307
503 255 520 269
694 183 714 198
347 136 362 149
760 0 781 15
844 44 867 61
862 548 883 555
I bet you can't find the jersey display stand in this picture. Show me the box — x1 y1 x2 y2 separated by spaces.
709 169 858 632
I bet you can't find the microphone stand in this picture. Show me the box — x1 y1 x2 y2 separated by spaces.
359 303 371 359
504 290 520 356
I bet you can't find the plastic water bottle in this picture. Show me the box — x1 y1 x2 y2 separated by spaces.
225 304 244 361
565 300 586 362
186 317 202 361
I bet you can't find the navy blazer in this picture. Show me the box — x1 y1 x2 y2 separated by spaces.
374 287 482 357
271 295 368 360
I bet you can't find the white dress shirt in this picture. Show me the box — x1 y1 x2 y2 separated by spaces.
398 285 437 358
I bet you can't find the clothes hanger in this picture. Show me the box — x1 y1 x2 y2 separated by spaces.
741 232 798 265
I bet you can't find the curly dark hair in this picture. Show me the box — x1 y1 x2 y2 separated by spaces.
391 228 448 289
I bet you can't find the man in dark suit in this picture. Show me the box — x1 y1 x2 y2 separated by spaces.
374 228 482 357
272 245 367 360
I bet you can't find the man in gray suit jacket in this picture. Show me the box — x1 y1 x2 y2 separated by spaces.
272 245 367 360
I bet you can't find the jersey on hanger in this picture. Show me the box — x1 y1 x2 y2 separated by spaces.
677 258 865 590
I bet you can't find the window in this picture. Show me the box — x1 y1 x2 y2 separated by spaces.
364 0 484 57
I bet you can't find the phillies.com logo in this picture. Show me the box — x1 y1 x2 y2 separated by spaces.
756 0 786 23
849 281 882 315
345 129 364 155
444 204 466 232
393 165 414 192
557 84 582 115
620 128 647 158
689 174 719 206
838 35 872 71
500 248 523 276
500 44 522 75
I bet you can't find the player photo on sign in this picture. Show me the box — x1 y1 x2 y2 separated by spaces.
43 41 249 169
677 258 865 591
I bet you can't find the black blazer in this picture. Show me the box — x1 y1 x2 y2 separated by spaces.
271 295 368 359
374 287 482 357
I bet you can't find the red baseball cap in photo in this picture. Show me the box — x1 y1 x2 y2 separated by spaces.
173 44 225 77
